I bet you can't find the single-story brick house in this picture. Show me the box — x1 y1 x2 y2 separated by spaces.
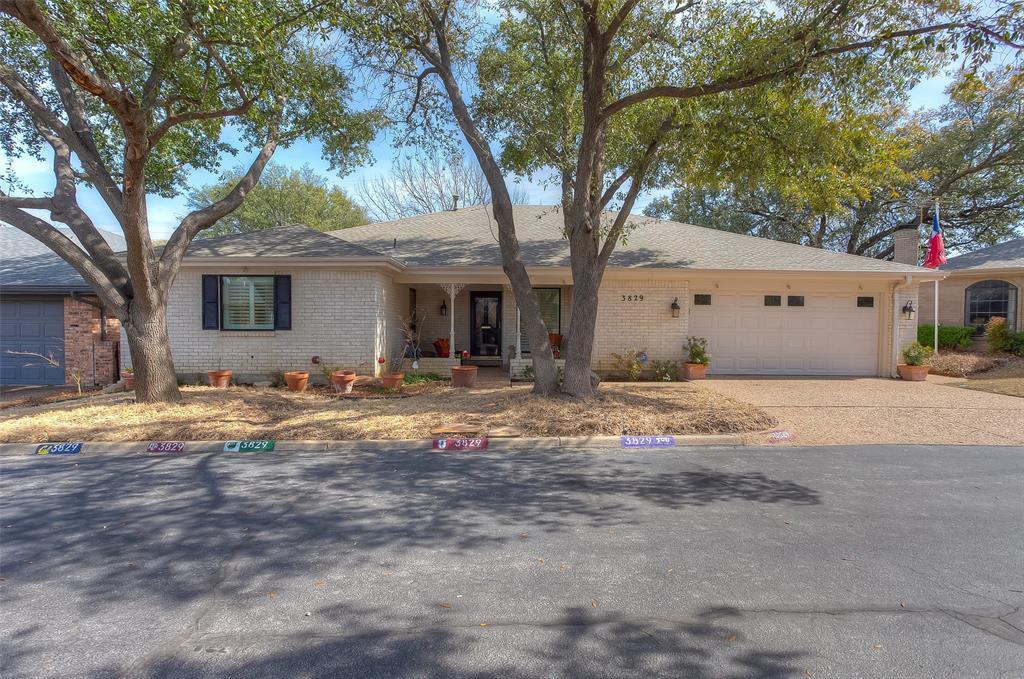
0 225 124 386
917 237 1023 336
121 205 943 381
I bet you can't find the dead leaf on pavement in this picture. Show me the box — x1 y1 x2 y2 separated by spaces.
439 602 453 609
314 580 325 588
591 600 598 608
872 644 883 651
538 559 545 565
726 634 737 642
899 600 907 608
479 623 488 627
267 591 277 599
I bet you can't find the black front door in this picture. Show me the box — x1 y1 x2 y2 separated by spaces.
470 292 502 357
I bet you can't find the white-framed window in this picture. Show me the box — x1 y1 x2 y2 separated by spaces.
221 276 275 331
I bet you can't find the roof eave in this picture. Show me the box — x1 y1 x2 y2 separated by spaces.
178 255 407 272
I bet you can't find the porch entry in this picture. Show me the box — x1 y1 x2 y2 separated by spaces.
469 291 502 360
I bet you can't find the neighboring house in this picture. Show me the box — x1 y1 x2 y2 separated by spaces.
0 225 125 386
916 237 1023 336
127 205 941 381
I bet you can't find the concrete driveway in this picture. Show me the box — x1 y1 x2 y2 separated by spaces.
700 376 1024 446
2 444 1023 678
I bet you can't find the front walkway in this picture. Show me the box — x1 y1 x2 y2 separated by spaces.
699 376 1024 446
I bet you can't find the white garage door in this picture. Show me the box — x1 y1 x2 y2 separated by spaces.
689 292 879 375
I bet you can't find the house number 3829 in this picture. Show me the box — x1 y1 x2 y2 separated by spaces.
621 294 644 302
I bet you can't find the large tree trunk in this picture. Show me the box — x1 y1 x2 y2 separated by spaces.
124 305 181 403
561 263 602 398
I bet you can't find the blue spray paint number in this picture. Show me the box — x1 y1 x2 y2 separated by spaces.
36 442 83 455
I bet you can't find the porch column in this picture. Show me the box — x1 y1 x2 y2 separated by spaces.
439 283 465 359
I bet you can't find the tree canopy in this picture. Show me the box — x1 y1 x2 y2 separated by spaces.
189 163 369 236
0 0 377 401
645 68 1024 258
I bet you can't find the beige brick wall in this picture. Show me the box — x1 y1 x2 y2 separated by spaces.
122 269 391 380
592 279 689 371
895 285 920 361
917 274 1024 332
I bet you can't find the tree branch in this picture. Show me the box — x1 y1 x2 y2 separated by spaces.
157 132 278 289
602 21 964 119
0 199 128 316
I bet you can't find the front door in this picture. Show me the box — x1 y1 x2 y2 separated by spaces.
470 292 502 357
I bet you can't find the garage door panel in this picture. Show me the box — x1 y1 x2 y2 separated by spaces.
692 290 879 376
0 298 66 385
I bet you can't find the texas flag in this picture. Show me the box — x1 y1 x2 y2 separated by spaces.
922 204 946 269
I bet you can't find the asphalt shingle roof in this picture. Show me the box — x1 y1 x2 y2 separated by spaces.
332 204 927 273
940 237 1024 271
185 224 384 258
1 225 127 291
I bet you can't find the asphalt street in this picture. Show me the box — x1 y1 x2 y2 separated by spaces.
1 444 1022 678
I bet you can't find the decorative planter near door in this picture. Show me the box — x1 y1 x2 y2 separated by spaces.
896 364 930 381
682 363 708 380
451 365 479 388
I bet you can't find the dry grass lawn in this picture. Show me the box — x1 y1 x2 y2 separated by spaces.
955 355 1024 398
0 382 774 443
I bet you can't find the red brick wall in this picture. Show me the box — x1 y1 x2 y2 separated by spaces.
64 297 121 386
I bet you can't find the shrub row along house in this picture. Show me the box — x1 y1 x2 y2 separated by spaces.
1 225 124 387
99 205 946 383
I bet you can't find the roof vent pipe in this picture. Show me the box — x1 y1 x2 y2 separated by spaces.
451 194 460 211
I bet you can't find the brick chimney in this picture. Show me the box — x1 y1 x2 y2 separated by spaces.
893 227 920 266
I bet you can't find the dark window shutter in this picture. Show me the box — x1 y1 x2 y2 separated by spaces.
274 275 292 330
202 275 219 329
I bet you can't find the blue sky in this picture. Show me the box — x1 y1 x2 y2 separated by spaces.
2 74 952 240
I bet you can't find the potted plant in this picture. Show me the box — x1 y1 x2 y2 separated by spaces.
380 356 404 389
897 342 933 381
207 368 232 388
284 370 309 392
683 337 711 380
122 368 135 390
330 368 358 394
451 363 478 388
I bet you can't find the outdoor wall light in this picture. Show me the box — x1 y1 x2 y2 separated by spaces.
902 300 917 320
671 298 681 318
440 300 447 317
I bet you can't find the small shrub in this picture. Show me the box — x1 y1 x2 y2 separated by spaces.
929 352 1001 377
404 372 445 385
1008 331 1024 357
901 342 934 366
516 364 535 382
917 324 974 350
650 360 679 382
985 317 1012 352
610 349 644 381
685 337 710 365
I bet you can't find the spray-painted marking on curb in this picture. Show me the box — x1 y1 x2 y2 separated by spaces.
146 441 186 453
433 437 488 450
621 436 675 449
224 440 276 453
35 442 84 456
767 430 795 443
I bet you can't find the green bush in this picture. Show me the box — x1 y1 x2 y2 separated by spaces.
901 342 934 366
685 337 710 365
650 360 679 382
610 349 645 381
985 317 1012 352
917 325 974 350
1008 332 1024 357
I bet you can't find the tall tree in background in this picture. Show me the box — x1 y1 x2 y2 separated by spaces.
646 68 1024 258
356 152 529 221
345 0 1021 398
189 163 369 236
0 0 375 402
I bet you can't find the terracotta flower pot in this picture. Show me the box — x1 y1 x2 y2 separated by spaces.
331 370 358 394
207 370 232 388
451 364 479 388
381 373 404 389
284 370 309 392
683 363 708 380
123 372 135 390
897 364 930 381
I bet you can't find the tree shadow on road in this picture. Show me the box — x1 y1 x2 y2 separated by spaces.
0 450 818 677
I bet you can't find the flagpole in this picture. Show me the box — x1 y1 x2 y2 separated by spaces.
933 200 939 355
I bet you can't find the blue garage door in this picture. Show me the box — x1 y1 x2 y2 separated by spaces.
1 297 66 385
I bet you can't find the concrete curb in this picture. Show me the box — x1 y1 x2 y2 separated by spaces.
0 433 744 458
